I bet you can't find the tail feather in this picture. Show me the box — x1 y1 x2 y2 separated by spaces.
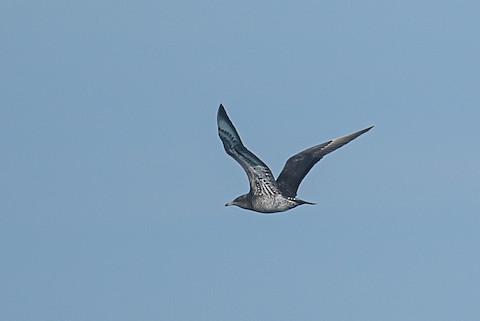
294 198 316 205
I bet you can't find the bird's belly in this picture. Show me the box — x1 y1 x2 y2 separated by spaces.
251 195 296 213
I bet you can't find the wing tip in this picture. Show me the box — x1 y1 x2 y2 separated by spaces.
356 125 374 136
218 103 229 120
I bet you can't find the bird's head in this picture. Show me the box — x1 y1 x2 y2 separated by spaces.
225 194 251 209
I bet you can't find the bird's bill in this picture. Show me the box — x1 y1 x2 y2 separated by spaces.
225 201 235 207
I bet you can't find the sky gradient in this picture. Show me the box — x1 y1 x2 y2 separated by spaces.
2 1 479 320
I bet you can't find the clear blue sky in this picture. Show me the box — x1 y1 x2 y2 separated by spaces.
2 1 479 320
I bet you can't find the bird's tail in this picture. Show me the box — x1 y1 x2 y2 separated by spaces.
294 198 316 205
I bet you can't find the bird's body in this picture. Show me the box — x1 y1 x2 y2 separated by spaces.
217 104 373 213
237 194 301 213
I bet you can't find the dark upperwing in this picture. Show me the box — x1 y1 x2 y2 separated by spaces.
276 126 373 197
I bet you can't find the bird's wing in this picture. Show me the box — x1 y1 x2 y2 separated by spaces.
276 126 373 197
217 104 280 196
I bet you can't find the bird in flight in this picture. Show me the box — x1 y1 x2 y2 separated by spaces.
217 104 373 214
